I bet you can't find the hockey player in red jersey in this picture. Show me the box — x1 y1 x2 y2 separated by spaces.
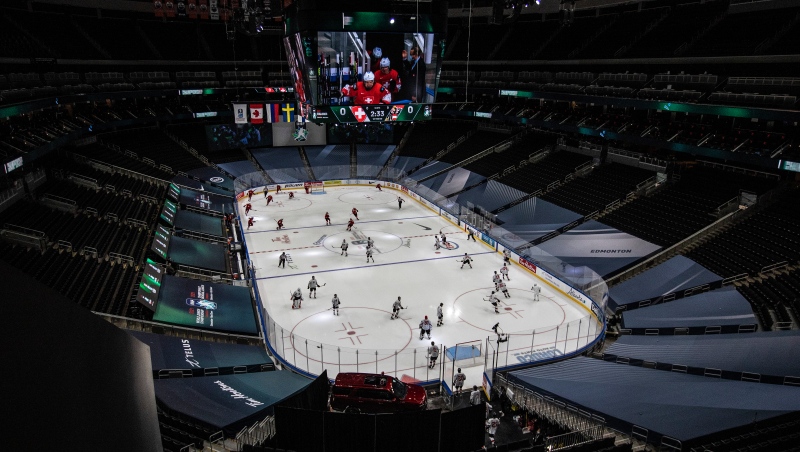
376 183 382 191
244 203 252 215
288 191 295 200
325 212 331 225
374 58 401 95
341 71 391 105
346 218 354 231
266 195 273 206
247 217 254 229
276 218 284 230
352 207 359 220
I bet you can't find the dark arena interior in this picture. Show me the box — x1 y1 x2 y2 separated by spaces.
2 0 800 451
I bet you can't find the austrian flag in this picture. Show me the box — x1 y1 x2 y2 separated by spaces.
250 104 264 124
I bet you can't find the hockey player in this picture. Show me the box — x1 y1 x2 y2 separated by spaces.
278 251 286 268
467 229 477 242
375 58 401 95
291 288 303 309
487 291 500 314
276 218 284 230
266 195 273 206
351 207 359 220
244 203 252 215
264 187 268 199
247 217 254 230
434 235 441 250
503 249 511 265
346 218 354 231
340 71 391 105
376 183 382 191
492 271 501 289
288 191 295 200
470 385 482 406
324 212 331 225
497 280 511 298
453 368 466 395
366 237 374 249
461 253 473 269
331 294 341 316
340 239 349 256
308 276 320 298
436 302 444 327
391 297 405 319
500 264 510 280
276 185 281 194
419 316 433 340
428 341 439 369
532 283 541 302
397 197 404 209
247 189 254 202
440 232 447 244
366 247 375 263
486 413 501 447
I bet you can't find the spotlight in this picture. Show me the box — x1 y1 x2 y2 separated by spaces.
389 17 395 24
536 0 540 4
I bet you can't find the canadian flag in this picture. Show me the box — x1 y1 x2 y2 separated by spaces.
250 104 264 124
350 106 369 123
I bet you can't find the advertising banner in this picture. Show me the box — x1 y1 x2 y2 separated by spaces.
153 275 258 334
233 104 247 124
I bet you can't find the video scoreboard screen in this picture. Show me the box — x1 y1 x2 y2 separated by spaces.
311 104 431 123
151 225 172 259
281 1 447 125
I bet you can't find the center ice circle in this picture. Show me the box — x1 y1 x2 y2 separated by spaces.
323 230 404 254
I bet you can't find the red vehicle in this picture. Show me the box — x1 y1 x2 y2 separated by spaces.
330 373 427 414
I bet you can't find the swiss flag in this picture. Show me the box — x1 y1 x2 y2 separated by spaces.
350 106 369 123
250 104 264 124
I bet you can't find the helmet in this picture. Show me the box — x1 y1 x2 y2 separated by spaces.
431 341 435 345
372 47 382 58
312 276 315 279
363 71 375 82
458 368 462 372
424 315 428 319
380 57 390 68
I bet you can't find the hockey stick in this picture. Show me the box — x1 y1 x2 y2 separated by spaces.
321 283 327 286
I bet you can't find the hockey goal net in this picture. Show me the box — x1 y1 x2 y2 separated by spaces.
305 181 325 194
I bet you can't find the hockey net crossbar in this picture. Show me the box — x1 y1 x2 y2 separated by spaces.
305 181 325 194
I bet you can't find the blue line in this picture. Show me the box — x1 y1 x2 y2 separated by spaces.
243 215 439 234
255 251 496 280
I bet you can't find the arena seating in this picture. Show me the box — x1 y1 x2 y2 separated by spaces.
496 148 591 196
167 122 246 165
398 121 477 159
540 162 654 216
102 128 206 173
436 129 510 165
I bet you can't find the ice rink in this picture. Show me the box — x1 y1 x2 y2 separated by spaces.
240 185 600 388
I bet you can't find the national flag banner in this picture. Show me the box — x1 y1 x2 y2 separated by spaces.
188 0 197 18
266 103 282 123
233 104 247 124
209 0 219 19
281 103 296 123
350 106 370 122
199 0 209 19
154 0 165 17
249 104 264 124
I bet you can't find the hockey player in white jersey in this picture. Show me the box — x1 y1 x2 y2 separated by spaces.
503 249 511 265
331 294 341 315
340 239 348 256
308 276 320 298
427 341 439 369
291 288 303 309
486 291 500 314
436 302 444 326
391 297 405 319
434 235 440 250
366 247 375 263
500 264 510 280
366 237 374 249
486 412 501 447
461 253 473 269
492 271 501 289
532 283 542 301
419 316 433 340
453 368 467 395
497 280 510 298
